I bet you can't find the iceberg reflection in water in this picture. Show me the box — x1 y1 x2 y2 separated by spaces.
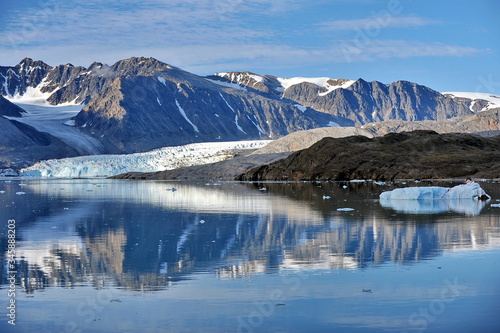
379 182 490 215
380 196 488 215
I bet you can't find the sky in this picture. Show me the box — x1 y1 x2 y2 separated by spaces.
0 0 499 94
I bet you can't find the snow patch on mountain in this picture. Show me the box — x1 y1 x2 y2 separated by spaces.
277 77 331 91
205 78 247 91
318 79 356 96
157 76 167 86
218 92 246 134
20 140 272 178
276 77 355 95
215 72 264 86
294 104 307 112
442 92 500 111
327 121 340 127
175 99 199 133
234 115 246 134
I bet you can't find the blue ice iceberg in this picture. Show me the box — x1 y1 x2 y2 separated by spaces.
379 183 491 215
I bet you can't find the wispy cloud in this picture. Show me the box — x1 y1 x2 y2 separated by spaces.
0 0 490 78
317 16 441 31
336 39 490 63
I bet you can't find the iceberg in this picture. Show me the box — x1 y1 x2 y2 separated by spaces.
380 183 490 201
379 183 491 215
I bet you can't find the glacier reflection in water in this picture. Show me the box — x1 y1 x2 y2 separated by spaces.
0 179 499 333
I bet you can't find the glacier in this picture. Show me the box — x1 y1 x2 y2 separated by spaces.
20 140 271 178
379 183 491 215
6 91 105 154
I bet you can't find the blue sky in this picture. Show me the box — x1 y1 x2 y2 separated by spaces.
0 0 499 93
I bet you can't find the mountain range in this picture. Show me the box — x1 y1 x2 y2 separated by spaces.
0 56 497 168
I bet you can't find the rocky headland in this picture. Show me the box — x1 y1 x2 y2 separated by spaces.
239 130 500 181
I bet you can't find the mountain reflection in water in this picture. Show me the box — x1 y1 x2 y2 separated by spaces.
1 179 499 294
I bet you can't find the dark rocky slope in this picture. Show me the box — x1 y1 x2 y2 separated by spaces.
0 96 26 117
238 131 500 181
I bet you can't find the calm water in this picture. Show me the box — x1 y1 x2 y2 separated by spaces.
0 179 499 333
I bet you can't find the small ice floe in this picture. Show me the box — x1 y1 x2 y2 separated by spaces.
259 187 267 191
491 204 500 208
15 191 26 195
337 208 354 212
166 188 177 192
379 182 490 215
199 219 206 224
342 185 348 189
0 190 5 194
323 195 331 199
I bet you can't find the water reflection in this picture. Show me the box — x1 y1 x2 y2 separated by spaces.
1 180 499 294
379 197 488 215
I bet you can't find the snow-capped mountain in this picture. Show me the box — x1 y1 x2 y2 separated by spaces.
0 56 496 163
1 57 341 154
212 71 495 126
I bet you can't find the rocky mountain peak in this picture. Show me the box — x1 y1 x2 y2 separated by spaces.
17 58 51 72
110 57 173 77
88 62 105 70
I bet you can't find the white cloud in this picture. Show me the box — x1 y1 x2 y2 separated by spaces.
336 39 489 63
318 16 441 31
0 0 490 77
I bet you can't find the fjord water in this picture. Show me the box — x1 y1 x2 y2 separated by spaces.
1 179 499 333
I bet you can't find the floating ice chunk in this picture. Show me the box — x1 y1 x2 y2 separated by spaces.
259 187 267 191
380 186 448 200
16 191 26 195
337 208 354 211
379 183 490 215
322 195 331 199
379 183 490 201
491 204 500 208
